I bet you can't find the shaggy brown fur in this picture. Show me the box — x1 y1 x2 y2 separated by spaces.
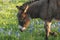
16 0 60 40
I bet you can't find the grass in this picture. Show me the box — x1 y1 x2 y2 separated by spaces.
0 0 60 40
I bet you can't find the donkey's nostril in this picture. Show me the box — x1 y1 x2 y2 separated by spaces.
20 29 23 32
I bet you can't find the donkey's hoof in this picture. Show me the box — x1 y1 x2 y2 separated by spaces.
50 32 57 37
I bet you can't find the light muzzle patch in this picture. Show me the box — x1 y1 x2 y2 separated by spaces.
18 25 26 31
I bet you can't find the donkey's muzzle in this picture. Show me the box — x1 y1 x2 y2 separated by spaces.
19 29 23 32
18 25 26 32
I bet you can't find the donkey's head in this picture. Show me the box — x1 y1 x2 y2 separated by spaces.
16 5 30 32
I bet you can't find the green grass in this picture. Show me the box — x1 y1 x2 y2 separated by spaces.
0 0 60 40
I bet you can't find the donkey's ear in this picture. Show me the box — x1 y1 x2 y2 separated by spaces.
16 6 20 10
16 6 24 10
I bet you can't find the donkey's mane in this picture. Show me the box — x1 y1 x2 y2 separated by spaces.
22 0 39 6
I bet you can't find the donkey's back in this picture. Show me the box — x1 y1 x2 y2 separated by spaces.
52 0 60 20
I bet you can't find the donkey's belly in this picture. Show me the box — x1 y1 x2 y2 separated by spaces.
54 12 60 20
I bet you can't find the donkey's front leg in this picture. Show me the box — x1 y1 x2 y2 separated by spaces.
44 21 51 40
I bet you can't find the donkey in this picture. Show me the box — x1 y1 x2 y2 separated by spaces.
16 0 60 40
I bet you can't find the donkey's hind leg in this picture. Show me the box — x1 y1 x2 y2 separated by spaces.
44 21 51 40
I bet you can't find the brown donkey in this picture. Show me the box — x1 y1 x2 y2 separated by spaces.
16 0 60 40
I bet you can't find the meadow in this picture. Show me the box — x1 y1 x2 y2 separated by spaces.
0 0 60 40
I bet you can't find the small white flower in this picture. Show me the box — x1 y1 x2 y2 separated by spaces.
8 30 12 36
58 22 60 26
15 32 20 37
0 28 4 32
